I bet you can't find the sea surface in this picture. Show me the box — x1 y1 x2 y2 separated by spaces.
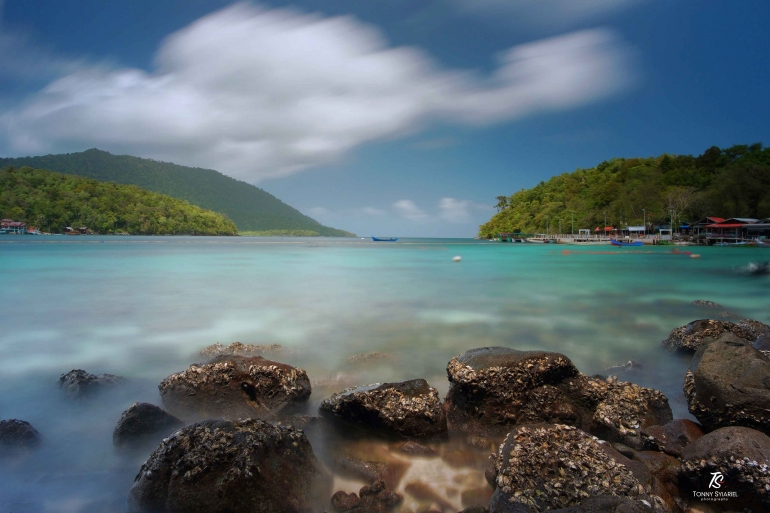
0 235 767 512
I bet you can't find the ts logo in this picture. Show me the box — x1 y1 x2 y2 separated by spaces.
709 471 725 489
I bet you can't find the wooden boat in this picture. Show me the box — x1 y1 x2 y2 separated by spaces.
371 237 398 242
610 239 644 247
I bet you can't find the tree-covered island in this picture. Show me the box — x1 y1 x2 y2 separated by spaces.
480 144 770 238
1 166 238 235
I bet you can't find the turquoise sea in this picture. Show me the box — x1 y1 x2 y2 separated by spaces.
0 236 768 511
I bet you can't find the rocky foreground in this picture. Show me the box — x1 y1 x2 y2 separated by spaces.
3 322 770 512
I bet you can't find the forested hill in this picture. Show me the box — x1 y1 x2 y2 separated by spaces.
0 149 355 236
1 166 238 235
479 144 770 238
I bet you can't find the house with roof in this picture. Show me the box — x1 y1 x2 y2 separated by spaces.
704 218 758 244
744 218 770 240
2 221 28 234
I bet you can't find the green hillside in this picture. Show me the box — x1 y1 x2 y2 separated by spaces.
1 166 237 235
480 143 770 238
0 149 355 236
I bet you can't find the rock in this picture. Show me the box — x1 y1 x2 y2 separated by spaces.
319 379 447 440
459 507 488 513
159 355 311 422
487 423 654 513
683 337 770 434
605 361 644 374
391 440 436 457
346 352 393 365
631 451 682 512
691 300 723 309
0 419 41 455
444 347 671 447
330 480 403 513
546 495 654 513
58 369 124 398
641 419 704 458
679 426 770 511
754 335 770 356
113 403 184 451
662 318 770 353
199 342 291 359
127 418 329 513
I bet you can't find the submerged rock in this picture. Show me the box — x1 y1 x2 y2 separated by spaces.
113 403 184 451
641 419 704 458
679 426 770 511
346 352 394 365
691 300 723 309
683 337 770 434
159 355 310 422
661 318 770 352
128 418 329 513
330 480 402 513
0 419 41 455
58 369 124 398
199 341 291 359
319 379 447 440
487 424 655 513
444 347 671 448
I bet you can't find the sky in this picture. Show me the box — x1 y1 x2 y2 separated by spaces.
1 1 769 237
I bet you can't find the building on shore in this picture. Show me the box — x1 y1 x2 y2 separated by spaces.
0 219 27 234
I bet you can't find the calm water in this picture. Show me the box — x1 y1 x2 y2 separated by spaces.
0 236 767 512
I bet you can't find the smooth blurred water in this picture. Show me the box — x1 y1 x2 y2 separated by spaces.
0 235 768 511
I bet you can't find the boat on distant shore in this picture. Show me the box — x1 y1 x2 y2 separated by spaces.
610 239 644 247
371 237 398 242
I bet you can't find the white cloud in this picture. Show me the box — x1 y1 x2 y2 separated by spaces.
450 0 646 29
1 3 633 182
393 200 428 220
439 197 493 223
363 207 386 216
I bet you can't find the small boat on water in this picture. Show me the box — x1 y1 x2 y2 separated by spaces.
757 240 770 248
371 237 398 242
610 239 644 247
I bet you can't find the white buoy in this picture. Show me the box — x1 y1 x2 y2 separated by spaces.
453 256 462 262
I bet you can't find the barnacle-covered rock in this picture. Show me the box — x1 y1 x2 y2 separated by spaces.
199 341 291 359
127 418 330 513
0 419 41 455
683 337 770 434
113 403 183 451
319 379 447 440
679 426 770 511
159 355 310 422
487 424 656 513
58 369 125 399
661 318 769 353
444 347 671 446
641 419 704 458
545 495 654 513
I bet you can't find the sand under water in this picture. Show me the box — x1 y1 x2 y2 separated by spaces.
0 236 767 511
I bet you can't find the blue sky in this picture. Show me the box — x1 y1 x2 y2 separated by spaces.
1 1 769 236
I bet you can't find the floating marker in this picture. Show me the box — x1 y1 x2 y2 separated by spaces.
453 256 462 262
690 254 701 259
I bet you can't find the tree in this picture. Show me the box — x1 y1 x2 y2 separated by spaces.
495 196 510 212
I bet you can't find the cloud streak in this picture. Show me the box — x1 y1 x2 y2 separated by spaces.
1 2 633 182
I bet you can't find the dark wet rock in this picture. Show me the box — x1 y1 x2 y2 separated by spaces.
487 423 655 513
391 440 436 457
404 480 457 511
459 507 488 513
683 337 770 434
113 403 184 451
346 352 394 365
159 355 310 422
319 379 447 440
631 451 682 512
754 335 770 356
605 361 644 374
545 495 654 513
461 486 493 509
679 426 770 511
641 419 704 458
58 369 124 398
200 341 291 359
661 318 770 353
444 348 671 448
610 442 637 459
330 480 403 513
691 300 723 309
0 419 41 454
127 418 329 513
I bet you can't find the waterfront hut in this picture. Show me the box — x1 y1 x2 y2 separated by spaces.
6 221 27 234
627 226 646 239
745 219 770 240
704 218 758 244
